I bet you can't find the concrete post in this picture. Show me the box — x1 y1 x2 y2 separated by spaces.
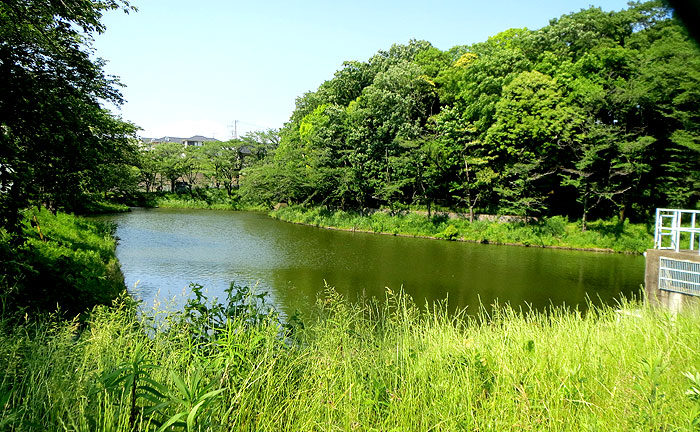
645 248 700 312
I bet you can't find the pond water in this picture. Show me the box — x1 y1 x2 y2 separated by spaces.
95 208 645 316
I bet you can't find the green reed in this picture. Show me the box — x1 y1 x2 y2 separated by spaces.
1 285 699 431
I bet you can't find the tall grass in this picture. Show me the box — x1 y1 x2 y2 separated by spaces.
271 205 653 253
2 287 699 431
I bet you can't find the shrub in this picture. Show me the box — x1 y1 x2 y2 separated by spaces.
539 215 568 238
0 209 124 317
437 224 459 241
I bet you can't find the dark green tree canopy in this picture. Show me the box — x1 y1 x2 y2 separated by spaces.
240 1 699 222
0 0 138 235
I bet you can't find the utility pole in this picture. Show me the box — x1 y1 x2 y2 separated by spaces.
228 120 239 140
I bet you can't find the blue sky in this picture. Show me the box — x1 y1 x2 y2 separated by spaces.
93 0 632 140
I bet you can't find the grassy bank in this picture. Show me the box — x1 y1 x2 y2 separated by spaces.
76 199 131 214
271 206 653 254
1 288 699 431
150 189 267 211
0 209 125 316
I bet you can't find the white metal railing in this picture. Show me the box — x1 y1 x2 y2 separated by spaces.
654 208 700 254
659 257 700 296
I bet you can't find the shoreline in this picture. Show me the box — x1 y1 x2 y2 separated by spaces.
102 196 649 254
270 206 651 254
273 217 622 254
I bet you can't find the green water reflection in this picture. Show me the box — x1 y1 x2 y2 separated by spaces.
96 208 645 316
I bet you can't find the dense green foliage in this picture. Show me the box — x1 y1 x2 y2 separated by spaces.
2 289 700 431
272 205 652 253
0 0 140 237
0 209 124 317
35 0 696 231
0 1 159 315
151 189 266 211
240 1 700 224
137 130 279 195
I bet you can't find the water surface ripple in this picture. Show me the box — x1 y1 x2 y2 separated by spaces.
95 208 645 316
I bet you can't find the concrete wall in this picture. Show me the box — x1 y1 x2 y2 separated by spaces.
645 248 700 312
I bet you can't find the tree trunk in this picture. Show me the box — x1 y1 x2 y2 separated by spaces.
618 203 626 224
464 156 473 222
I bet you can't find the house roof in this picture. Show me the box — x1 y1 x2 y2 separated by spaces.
140 135 221 145
184 135 220 142
142 136 185 143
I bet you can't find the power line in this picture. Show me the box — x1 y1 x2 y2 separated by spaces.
237 120 276 130
227 119 279 140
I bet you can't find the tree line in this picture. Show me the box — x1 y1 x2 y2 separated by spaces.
2 0 699 236
236 1 699 224
137 130 279 196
